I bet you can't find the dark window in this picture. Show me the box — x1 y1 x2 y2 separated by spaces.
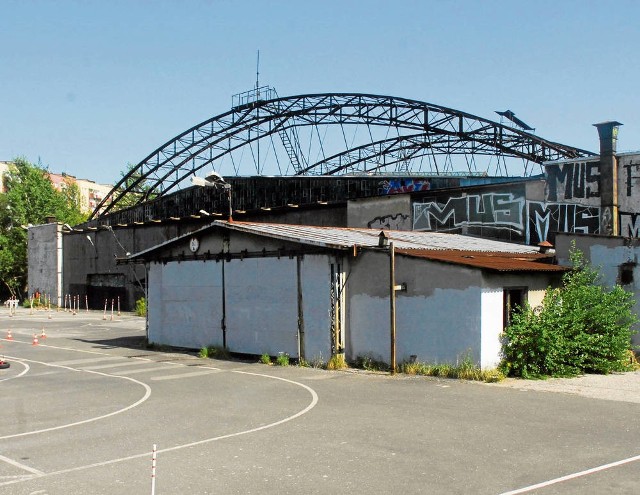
619 263 635 286
503 287 527 329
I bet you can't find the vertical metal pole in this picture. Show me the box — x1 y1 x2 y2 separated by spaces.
221 258 227 349
227 186 233 222
389 242 396 374
296 255 305 361
151 444 157 495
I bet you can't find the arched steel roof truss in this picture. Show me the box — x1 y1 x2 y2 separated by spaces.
91 93 595 219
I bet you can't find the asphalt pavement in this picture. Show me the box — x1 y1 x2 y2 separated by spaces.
0 306 638 494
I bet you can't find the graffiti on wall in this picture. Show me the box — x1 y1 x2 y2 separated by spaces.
413 193 525 233
413 193 601 244
546 161 600 202
526 202 600 244
380 179 431 195
367 213 410 230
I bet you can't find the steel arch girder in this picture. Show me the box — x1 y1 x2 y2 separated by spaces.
91 93 596 219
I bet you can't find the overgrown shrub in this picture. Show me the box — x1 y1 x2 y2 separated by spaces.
501 246 638 378
135 297 147 317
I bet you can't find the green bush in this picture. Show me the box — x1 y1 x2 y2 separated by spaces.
501 246 638 378
259 353 272 365
135 297 147 317
275 353 289 366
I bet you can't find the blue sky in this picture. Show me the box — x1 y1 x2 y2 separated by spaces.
2 0 639 185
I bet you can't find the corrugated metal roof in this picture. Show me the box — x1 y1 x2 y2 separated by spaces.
396 249 567 272
217 221 542 254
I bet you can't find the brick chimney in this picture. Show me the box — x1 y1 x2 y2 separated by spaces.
593 121 622 235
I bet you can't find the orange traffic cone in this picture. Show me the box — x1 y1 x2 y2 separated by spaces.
6 329 13 341
32 334 39 346
40 327 47 339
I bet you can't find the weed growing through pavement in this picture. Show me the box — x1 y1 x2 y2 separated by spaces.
326 353 348 370
399 353 504 383
275 353 290 366
259 353 272 365
198 345 230 360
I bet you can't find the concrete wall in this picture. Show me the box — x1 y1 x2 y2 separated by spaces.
347 250 559 368
347 195 412 230
618 153 640 237
145 229 336 359
148 261 223 348
348 179 568 245
347 250 485 365
299 254 333 362
27 223 63 304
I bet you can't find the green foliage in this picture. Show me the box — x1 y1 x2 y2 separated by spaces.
259 353 272 365
135 297 147 317
501 246 638 378
199 345 230 360
275 353 290 366
0 158 88 298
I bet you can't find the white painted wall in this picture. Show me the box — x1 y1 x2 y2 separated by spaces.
481 288 503 369
225 257 298 357
299 254 333 362
148 261 223 348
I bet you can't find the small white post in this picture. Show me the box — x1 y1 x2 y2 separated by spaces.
103 299 107 320
151 444 157 495
85 294 89 313
110 299 114 321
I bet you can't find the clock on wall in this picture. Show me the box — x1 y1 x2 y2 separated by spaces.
189 237 200 253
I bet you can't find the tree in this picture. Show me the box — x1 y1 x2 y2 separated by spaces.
501 245 638 378
0 158 88 298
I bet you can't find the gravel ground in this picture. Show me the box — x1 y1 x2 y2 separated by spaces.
493 370 640 404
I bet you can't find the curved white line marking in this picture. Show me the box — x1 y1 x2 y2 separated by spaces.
0 360 29 382
500 453 640 494
0 356 151 440
0 369 318 487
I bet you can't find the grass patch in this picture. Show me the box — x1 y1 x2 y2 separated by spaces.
198 345 230 360
399 355 504 383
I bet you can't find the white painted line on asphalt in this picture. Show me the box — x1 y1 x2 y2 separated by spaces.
0 454 44 475
49 356 124 366
499 453 640 494
0 360 29 382
150 369 221 380
0 369 319 488
110 365 184 375
81 360 146 370
0 356 152 441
